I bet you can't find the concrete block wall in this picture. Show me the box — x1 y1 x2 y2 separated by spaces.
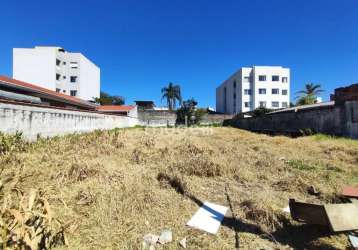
137 110 233 126
137 110 177 127
0 102 138 140
226 101 358 139
344 101 358 138
200 114 234 125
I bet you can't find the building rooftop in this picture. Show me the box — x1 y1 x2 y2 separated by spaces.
96 105 136 112
134 101 155 105
0 75 96 110
269 101 335 114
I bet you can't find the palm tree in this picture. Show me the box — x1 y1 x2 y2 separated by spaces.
297 83 324 96
161 82 182 110
296 83 324 105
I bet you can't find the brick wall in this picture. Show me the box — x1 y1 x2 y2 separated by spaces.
334 84 358 105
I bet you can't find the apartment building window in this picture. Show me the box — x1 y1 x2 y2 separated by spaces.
259 75 266 81
244 102 251 108
259 88 266 94
233 93 236 99
272 88 279 94
70 76 77 83
56 74 61 81
56 59 61 66
56 88 60 93
272 75 279 81
70 62 78 69
282 89 288 95
272 101 279 108
244 76 251 82
259 101 267 108
63 61 66 65
244 89 252 95
233 80 237 88
282 77 288 83
70 90 77 96
282 102 288 108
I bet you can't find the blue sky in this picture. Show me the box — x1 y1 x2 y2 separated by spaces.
0 0 357 108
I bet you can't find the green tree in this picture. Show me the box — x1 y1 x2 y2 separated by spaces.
251 107 273 117
161 82 182 110
176 98 206 125
296 95 316 106
94 91 125 105
296 83 324 105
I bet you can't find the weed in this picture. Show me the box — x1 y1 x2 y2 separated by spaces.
171 158 222 177
0 132 28 155
314 133 358 145
286 159 317 171
0 178 65 249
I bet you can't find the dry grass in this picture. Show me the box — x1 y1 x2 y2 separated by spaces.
0 127 357 249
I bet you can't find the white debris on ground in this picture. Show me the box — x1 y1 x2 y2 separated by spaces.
142 229 173 248
282 206 290 213
142 233 159 248
179 237 187 248
186 201 228 234
158 229 173 244
348 234 358 249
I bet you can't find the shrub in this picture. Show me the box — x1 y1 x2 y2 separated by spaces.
176 98 207 126
0 132 27 155
194 108 207 124
251 107 273 117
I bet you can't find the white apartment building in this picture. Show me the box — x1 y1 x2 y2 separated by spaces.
13 46 100 101
216 66 290 114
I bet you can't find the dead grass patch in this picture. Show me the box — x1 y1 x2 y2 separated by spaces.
0 127 356 249
0 176 65 249
240 199 289 233
157 172 187 195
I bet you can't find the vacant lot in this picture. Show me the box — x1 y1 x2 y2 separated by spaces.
1 127 357 249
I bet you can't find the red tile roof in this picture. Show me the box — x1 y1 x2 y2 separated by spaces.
342 186 358 198
96 105 136 112
0 75 96 109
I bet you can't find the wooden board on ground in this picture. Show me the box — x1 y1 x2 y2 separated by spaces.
324 203 358 232
289 199 328 225
342 186 358 198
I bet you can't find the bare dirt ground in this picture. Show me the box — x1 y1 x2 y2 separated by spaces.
1 127 357 249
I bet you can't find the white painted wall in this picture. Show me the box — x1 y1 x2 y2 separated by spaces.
216 66 290 114
128 106 138 118
79 54 100 100
13 46 100 101
0 102 138 141
13 47 56 90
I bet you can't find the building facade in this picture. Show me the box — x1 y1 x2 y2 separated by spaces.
216 66 290 114
13 46 100 101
